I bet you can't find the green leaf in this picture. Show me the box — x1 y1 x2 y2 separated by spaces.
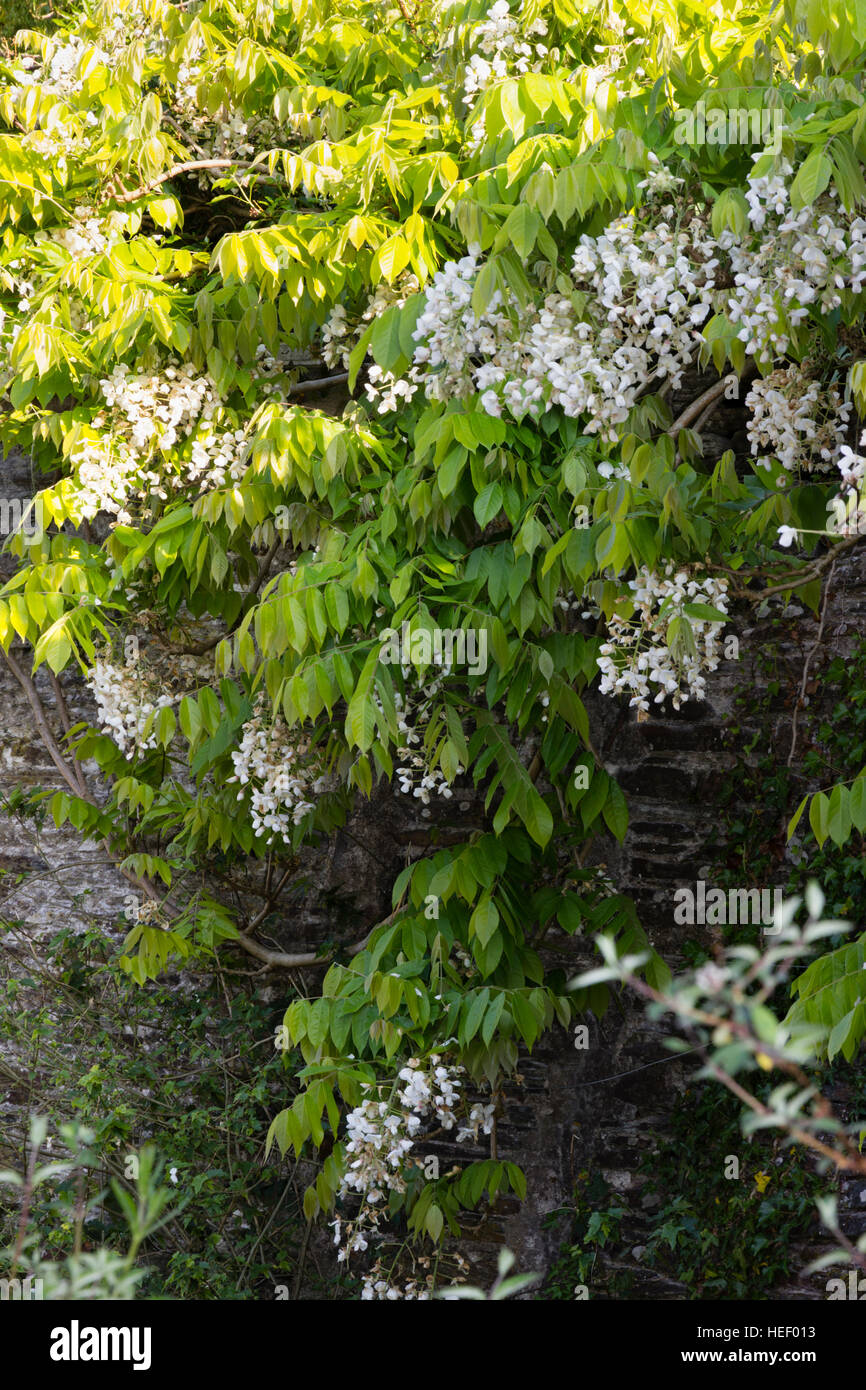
464 988 490 1043
372 235 410 285
790 151 833 210
682 603 729 623
787 795 808 841
425 1203 444 1242
470 893 500 947
602 780 628 842
808 791 830 849
370 306 406 372
474 482 504 529
346 647 380 752
850 778 866 833
827 782 852 847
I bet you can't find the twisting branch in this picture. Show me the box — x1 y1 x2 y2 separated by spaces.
2 636 400 970
231 896 409 971
693 391 727 435
228 935 327 969
702 533 864 605
2 647 86 800
2 646 163 907
110 158 261 205
285 371 349 396
241 865 296 935
667 378 732 435
249 537 282 597
751 534 861 604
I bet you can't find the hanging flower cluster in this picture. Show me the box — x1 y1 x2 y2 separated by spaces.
10 37 107 98
48 205 123 260
720 156 866 363
63 361 222 522
18 121 96 173
776 426 866 548
456 1101 497 1143
321 271 421 411
7 0 164 99
228 703 328 843
330 1055 492 1276
390 661 463 806
100 361 217 454
68 358 283 518
359 1262 434 1300
1 205 127 361
406 208 718 440
331 1059 462 1260
358 1247 469 1300
69 433 155 524
371 160 866 461
636 165 686 197
745 365 851 477
597 567 730 712
0 259 37 321
462 1 549 104
86 651 175 756
185 422 251 490
826 433 866 537
458 0 549 153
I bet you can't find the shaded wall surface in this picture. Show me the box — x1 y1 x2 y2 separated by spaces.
1 441 864 1299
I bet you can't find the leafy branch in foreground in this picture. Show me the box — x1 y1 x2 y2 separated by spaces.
0 1117 186 1299
572 883 866 1275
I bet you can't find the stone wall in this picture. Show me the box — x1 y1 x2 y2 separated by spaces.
2 438 865 1299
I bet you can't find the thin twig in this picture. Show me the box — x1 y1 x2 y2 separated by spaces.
292 1219 313 1300
180 538 282 655
623 968 866 1175
47 669 90 799
242 865 295 934
787 560 835 767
